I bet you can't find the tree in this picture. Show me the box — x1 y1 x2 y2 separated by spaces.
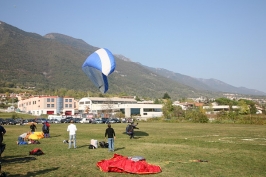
215 97 238 105
163 92 171 99
238 100 250 115
65 89 76 97
185 107 208 123
154 98 162 104
162 99 174 119
238 99 257 114
135 96 141 101
173 105 184 118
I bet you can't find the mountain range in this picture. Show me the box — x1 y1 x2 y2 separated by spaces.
0 20 265 100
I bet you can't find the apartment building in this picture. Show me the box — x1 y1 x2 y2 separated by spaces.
18 96 78 116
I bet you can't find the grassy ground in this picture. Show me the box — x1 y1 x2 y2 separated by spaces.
1 122 266 177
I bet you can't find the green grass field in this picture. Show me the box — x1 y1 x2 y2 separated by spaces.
1 122 266 177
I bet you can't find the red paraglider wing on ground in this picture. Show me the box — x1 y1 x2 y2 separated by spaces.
97 154 162 174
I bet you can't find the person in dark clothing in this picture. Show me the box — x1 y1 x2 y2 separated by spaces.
30 123 37 133
0 125 6 144
105 123 115 152
45 121 50 138
126 122 139 139
0 125 6 158
42 123 48 138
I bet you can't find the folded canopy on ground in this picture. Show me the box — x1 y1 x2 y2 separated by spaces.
28 132 44 140
97 153 162 174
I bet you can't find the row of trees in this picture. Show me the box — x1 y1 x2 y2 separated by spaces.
161 93 266 124
162 99 209 123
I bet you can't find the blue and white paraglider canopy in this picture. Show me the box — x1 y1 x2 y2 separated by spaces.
82 48 116 93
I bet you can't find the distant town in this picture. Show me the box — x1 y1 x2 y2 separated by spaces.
1 92 265 121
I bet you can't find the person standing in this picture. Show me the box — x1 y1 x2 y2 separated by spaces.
0 125 6 144
126 123 134 139
67 120 77 149
30 122 37 133
42 123 48 138
105 123 116 152
0 125 6 157
45 121 50 138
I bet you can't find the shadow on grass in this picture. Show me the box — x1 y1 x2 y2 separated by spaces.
115 147 125 151
50 134 61 138
6 167 60 177
122 131 149 137
77 144 89 148
1 156 37 164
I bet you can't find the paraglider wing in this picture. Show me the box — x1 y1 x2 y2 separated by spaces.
82 48 116 93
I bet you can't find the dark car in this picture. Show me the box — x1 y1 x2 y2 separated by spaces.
60 118 69 123
22 119 29 124
101 118 109 124
0 118 7 125
6 119 17 125
72 118 81 123
35 118 43 124
112 118 121 123
27 119 36 123
61 117 74 123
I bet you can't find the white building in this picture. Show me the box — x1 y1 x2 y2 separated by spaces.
203 105 240 114
78 97 163 118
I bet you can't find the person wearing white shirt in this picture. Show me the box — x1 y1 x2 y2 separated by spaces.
67 120 77 149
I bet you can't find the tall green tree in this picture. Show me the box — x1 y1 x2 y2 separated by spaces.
162 99 174 119
238 99 257 114
173 105 184 118
238 100 250 115
163 92 171 99
215 97 238 105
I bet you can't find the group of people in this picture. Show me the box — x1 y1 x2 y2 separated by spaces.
66 120 116 152
30 121 50 138
66 120 138 152
17 132 31 145
0 117 139 156
16 121 51 145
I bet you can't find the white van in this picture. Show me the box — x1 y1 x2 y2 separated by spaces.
47 115 63 121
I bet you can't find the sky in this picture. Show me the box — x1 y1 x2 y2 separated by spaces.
1 0 266 92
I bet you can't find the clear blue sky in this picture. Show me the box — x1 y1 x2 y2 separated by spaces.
1 0 266 92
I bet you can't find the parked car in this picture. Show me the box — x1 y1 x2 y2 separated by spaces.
27 119 36 123
108 119 117 124
35 118 43 124
80 118 91 124
60 117 72 123
61 118 67 123
47 119 59 124
0 118 7 125
95 118 103 124
73 118 81 123
22 119 29 125
101 118 109 124
6 119 17 125
47 119 53 124
110 118 121 123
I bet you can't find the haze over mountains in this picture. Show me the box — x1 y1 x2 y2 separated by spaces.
0 21 265 99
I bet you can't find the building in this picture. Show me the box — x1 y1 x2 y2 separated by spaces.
203 105 240 114
18 96 78 116
78 97 163 118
